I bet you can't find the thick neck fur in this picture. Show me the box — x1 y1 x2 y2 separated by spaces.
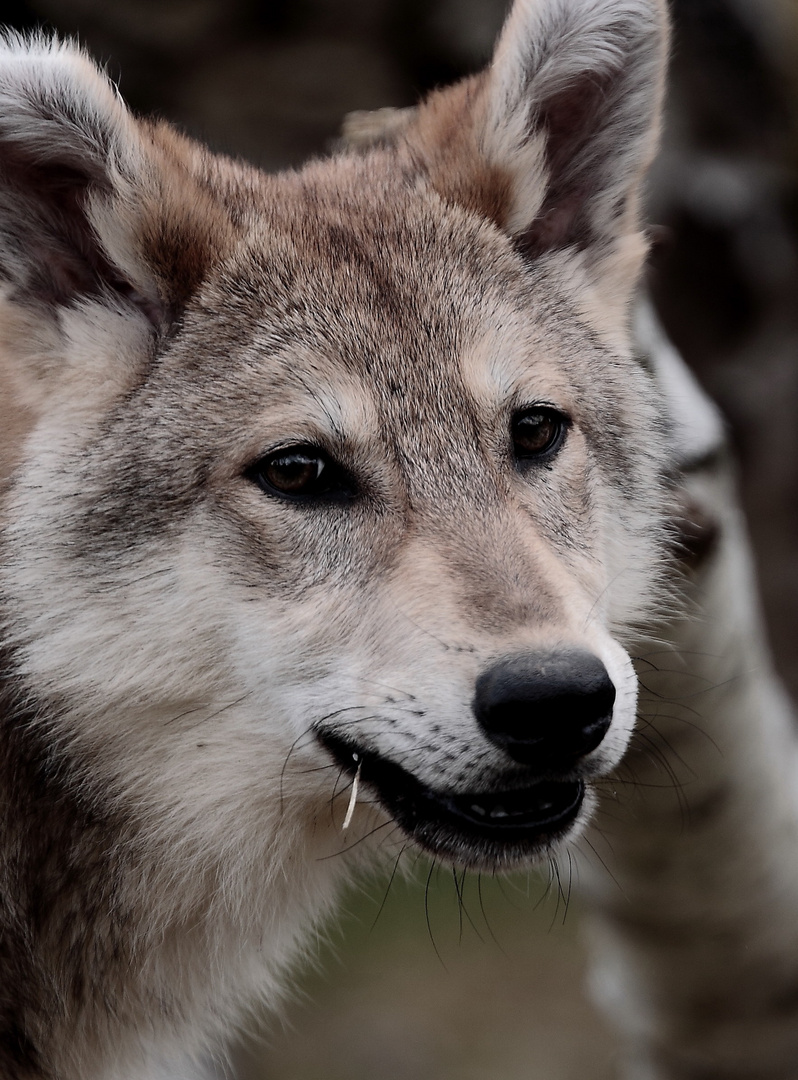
0 643 340 1080
0 645 121 1080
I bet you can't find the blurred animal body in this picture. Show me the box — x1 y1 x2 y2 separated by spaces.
0 2 674 1078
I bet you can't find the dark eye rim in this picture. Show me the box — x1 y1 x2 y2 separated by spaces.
511 405 570 464
244 443 357 502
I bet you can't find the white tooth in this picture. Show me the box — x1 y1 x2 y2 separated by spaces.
490 806 508 819
471 804 487 816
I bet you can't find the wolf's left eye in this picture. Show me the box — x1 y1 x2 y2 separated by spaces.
512 407 569 462
246 446 353 500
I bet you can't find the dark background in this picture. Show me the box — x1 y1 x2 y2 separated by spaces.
2 1 795 1076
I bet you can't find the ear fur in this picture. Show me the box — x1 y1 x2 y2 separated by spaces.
403 0 669 320
0 34 236 409
0 36 149 315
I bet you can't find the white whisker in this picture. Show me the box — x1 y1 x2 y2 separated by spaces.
342 758 362 831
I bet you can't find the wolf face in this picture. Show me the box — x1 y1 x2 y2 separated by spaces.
0 1 669 1075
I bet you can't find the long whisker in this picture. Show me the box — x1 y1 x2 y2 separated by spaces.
371 846 408 932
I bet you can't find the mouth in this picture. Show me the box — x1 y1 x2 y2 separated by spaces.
318 730 585 870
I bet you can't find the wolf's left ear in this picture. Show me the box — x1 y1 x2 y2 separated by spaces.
407 0 668 317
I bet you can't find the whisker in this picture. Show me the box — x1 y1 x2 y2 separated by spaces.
370 846 407 932
580 833 625 895
316 817 398 860
279 724 317 817
477 873 506 954
424 859 448 971
164 692 252 728
452 867 485 944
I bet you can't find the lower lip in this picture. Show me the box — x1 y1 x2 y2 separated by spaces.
317 730 585 861
389 779 585 869
428 779 586 838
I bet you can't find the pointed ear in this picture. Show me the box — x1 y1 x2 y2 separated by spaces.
0 37 155 317
0 35 233 407
404 0 668 318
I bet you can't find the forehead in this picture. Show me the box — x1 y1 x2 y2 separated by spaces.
166 157 596 441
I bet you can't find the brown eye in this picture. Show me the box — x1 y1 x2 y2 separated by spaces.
512 407 568 462
247 446 353 500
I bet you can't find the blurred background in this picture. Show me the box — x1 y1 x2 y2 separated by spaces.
3 0 796 1076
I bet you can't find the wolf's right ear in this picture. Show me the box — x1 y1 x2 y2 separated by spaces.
405 0 668 325
0 38 159 319
0 36 231 406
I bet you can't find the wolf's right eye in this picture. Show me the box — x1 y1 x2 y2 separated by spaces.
512 406 569 463
246 446 354 501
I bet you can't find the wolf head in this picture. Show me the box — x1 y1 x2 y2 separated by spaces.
0 0 668 893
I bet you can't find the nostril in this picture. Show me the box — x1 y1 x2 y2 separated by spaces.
473 650 616 769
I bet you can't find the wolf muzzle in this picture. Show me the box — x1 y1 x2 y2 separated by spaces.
319 649 616 869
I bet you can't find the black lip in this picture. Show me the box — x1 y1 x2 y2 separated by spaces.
318 729 585 868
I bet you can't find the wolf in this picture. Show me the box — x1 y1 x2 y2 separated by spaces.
0 0 713 1076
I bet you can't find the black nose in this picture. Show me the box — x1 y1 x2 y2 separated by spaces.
473 650 616 770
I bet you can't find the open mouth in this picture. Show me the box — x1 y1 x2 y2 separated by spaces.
318 730 585 869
